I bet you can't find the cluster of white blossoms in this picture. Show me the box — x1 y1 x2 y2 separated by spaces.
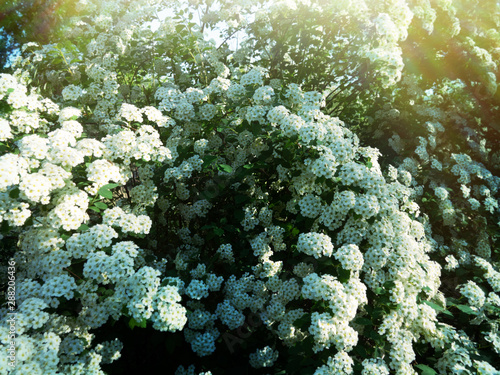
216 243 234 262
0 72 191 374
86 159 127 195
102 206 152 235
102 125 172 164
297 232 334 259
62 84 84 101
334 244 364 273
459 281 486 309
314 351 354 375
249 346 279 368
175 365 212 375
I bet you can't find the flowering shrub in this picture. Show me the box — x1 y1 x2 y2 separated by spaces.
0 0 499 374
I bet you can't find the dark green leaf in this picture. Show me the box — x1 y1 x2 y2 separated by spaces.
294 313 310 328
97 188 113 199
100 183 119 190
455 304 476 315
235 194 250 205
337 267 350 282
78 224 90 232
8 188 19 199
128 317 147 330
202 155 218 169
415 364 437 375
218 164 233 173
424 301 453 317
354 318 373 326
94 202 108 210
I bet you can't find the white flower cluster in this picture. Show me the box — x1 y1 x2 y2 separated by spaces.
102 126 172 164
62 84 83 101
240 68 266 86
249 346 279 368
175 365 213 375
334 244 364 272
86 159 126 195
102 206 152 235
434 186 449 200
215 300 245 329
296 232 334 259
314 351 354 375
216 243 234 262
83 241 141 285
119 103 143 123
186 279 210 300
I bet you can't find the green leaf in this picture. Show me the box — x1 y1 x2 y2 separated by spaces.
202 155 218 169
78 224 90 232
455 304 476 315
424 301 453 317
337 267 350 283
234 209 245 221
89 206 101 213
235 194 250 205
128 318 137 330
213 227 224 236
218 164 233 173
0 220 12 234
371 308 385 319
0 142 8 153
100 183 119 190
97 188 113 199
294 313 310 328
415 364 437 375
8 188 20 199
354 317 373 326
94 202 108 210
128 317 147 330
250 121 261 135
383 280 395 290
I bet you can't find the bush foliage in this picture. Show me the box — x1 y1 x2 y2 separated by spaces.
0 0 499 374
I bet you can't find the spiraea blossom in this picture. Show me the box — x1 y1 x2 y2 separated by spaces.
1 0 499 374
